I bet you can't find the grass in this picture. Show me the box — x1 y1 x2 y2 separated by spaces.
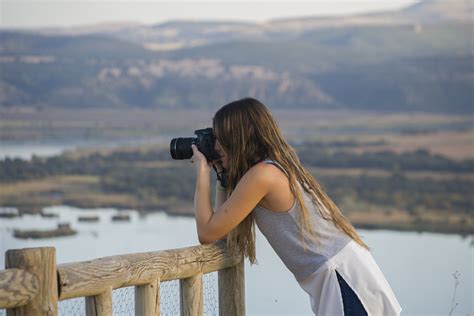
1 170 472 235
0 174 190 214
449 271 461 316
312 167 474 181
0 175 99 196
0 107 472 234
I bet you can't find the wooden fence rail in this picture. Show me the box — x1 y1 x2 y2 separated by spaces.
0 241 245 315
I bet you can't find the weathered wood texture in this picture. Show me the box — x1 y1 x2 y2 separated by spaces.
85 286 112 316
57 241 240 300
2 242 245 315
218 260 245 316
0 269 39 309
5 247 58 316
180 273 203 316
135 279 160 316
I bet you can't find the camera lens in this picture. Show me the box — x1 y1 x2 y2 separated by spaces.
170 137 195 159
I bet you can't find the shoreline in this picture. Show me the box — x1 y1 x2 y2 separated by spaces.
2 201 472 238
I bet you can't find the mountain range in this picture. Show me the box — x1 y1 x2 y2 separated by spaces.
0 0 472 113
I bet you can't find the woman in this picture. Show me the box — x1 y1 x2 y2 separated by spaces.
190 97 402 315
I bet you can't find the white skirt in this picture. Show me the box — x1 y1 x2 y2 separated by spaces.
297 240 402 316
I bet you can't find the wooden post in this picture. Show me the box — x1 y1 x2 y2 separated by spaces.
135 278 160 316
180 273 203 316
0 269 39 309
5 247 58 316
218 260 245 316
85 286 112 316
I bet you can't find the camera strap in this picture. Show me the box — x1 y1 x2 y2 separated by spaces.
212 164 228 188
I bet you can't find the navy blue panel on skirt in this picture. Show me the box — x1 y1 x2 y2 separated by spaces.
336 270 368 316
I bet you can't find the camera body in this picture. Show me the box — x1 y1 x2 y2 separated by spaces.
170 127 220 162
170 128 228 187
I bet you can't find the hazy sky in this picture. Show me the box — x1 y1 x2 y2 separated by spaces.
1 0 420 29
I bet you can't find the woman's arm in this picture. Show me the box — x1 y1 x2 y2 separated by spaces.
215 181 227 211
191 145 273 244
215 181 228 242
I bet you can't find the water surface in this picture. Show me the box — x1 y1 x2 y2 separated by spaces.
0 206 472 316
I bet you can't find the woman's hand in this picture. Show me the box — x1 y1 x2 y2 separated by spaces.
191 144 211 173
191 144 225 174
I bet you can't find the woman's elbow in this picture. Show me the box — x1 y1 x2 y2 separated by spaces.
198 236 213 245
197 228 214 245
198 233 216 245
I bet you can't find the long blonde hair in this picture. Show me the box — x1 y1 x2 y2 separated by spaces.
213 97 369 264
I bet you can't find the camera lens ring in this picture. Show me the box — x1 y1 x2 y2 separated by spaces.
173 138 178 158
170 137 195 160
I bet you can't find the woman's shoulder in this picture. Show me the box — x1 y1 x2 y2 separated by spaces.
257 159 288 176
251 160 295 212
233 161 278 194
246 160 288 182
247 160 278 176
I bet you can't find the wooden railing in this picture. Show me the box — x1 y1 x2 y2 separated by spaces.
0 241 245 315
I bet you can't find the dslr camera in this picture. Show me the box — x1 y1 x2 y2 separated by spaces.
170 128 220 161
170 128 227 187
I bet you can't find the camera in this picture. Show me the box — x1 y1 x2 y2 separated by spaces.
170 128 227 187
170 127 227 188
170 127 220 162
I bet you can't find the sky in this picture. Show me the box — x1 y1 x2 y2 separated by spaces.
1 0 421 29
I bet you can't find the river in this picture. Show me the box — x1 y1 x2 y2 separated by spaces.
0 142 472 315
0 206 472 316
0 138 168 160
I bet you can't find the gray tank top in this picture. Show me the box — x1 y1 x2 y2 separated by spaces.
253 159 351 282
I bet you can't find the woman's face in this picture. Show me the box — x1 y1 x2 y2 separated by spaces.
214 140 229 170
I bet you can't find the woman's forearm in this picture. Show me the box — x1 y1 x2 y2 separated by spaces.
214 182 228 242
215 181 228 211
194 168 213 240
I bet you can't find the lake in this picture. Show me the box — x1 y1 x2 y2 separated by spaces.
0 206 472 316
0 138 168 160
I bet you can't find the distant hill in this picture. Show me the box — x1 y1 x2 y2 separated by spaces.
0 0 472 112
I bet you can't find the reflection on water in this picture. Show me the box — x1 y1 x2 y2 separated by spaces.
0 205 472 316
0 138 168 160
0 141 99 160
